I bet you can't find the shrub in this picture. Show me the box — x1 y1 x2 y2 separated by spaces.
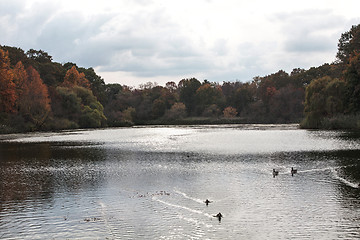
223 106 238 118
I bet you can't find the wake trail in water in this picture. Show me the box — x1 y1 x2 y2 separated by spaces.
174 189 204 204
297 167 332 174
296 165 356 174
330 169 359 189
293 165 359 189
174 189 230 204
153 197 213 218
152 197 214 228
98 201 116 239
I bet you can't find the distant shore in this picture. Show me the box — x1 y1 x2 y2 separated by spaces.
2 115 360 135
299 114 360 131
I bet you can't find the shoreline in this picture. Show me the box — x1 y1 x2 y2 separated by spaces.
2 114 360 135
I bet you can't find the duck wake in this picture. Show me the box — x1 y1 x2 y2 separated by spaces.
330 169 359 189
297 165 359 189
153 197 212 217
173 189 204 204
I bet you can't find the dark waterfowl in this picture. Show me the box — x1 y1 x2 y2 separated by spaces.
273 169 279 178
291 167 297 176
204 199 212 206
214 212 223 221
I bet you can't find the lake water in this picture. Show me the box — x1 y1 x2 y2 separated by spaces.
1 124 360 239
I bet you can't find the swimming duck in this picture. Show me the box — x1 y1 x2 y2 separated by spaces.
273 169 279 178
291 167 297 176
214 212 223 221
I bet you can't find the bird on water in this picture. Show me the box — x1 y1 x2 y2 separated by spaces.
214 212 223 222
273 169 279 178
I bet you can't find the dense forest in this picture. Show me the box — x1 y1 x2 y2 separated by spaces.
0 24 360 133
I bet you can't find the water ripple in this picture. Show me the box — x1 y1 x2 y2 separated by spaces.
1 126 360 239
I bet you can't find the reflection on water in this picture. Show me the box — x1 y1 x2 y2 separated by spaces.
0 125 360 239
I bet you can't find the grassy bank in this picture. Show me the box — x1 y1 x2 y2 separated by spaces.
300 114 360 130
137 117 248 125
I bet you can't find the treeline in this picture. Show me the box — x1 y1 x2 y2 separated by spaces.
301 24 360 129
0 24 359 132
0 47 106 132
0 46 306 132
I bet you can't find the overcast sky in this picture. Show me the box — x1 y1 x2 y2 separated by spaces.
1 0 359 87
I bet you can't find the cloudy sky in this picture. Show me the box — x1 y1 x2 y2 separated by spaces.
1 0 359 87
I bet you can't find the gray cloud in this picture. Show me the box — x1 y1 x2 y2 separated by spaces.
37 12 115 64
0 0 25 16
1 0 358 85
26 4 213 79
0 1 216 81
273 9 348 53
0 1 61 47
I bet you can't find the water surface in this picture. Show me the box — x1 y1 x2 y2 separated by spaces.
1 125 360 239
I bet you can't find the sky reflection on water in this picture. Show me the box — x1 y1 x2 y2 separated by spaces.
1 125 360 239
4 124 360 154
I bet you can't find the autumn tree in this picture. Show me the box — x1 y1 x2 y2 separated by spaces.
257 71 290 107
0 46 28 66
13 61 28 105
62 66 78 87
0 49 17 113
77 72 91 89
62 66 90 89
16 66 51 130
223 106 238 118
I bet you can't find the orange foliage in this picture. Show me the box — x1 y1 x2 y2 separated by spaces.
223 106 238 118
78 72 91 89
348 51 360 74
62 66 91 89
17 66 51 126
13 61 28 104
0 49 17 113
26 66 51 110
266 86 277 97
